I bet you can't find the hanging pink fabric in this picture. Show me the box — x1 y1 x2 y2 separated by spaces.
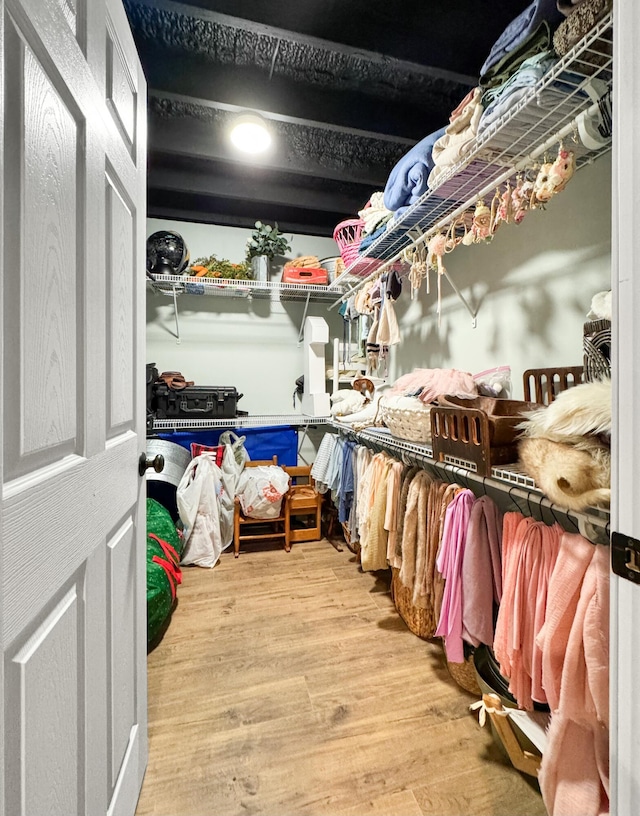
493 514 562 709
461 495 503 648
434 488 475 663
538 543 610 816
536 531 595 711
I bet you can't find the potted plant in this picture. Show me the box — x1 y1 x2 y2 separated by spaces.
246 221 291 280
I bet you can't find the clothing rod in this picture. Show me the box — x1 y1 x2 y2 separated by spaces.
333 423 609 544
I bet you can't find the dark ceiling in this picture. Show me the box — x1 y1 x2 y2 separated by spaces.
125 0 532 236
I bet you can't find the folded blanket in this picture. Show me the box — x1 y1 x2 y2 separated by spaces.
428 88 483 188
387 367 478 405
480 21 552 90
383 126 447 212
478 52 558 136
358 223 387 254
481 0 564 77
358 191 393 236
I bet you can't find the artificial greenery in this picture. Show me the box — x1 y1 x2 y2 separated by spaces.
246 221 292 260
190 255 251 279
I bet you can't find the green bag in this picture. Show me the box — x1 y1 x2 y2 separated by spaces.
146 499 182 646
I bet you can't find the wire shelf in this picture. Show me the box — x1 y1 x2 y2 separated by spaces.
148 274 348 302
491 463 538 490
151 414 331 431
330 12 613 292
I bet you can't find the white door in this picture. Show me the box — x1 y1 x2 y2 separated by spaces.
611 1 640 811
0 0 147 813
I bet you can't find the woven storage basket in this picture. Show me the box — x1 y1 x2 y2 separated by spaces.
446 655 482 695
333 218 365 268
442 641 482 695
583 319 611 381
391 567 437 639
341 521 359 555
380 397 432 444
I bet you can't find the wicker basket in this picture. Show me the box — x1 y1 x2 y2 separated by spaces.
583 319 611 381
390 567 437 639
333 218 364 267
341 521 359 555
379 397 432 444
446 655 482 695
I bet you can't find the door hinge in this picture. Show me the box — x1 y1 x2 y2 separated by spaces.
611 531 640 584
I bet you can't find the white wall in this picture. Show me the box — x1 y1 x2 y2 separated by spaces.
146 219 342 417
147 156 610 451
388 154 611 398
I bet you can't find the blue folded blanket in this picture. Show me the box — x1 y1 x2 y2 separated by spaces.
478 52 558 134
383 126 447 212
480 0 564 77
358 224 388 253
478 57 589 136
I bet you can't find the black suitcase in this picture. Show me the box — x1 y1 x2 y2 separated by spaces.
154 383 243 419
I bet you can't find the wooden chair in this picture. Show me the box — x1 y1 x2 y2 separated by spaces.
233 457 290 557
283 465 322 543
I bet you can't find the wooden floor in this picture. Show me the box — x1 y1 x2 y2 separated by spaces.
136 538 547 816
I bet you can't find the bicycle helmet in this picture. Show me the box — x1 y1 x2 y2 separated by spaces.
146 230 190 276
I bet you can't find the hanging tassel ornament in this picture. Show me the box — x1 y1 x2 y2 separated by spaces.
533 141 576 204
496 180 514 227
427 232 449 327
463 199 493 244
511 174 530 224
409 242 428 300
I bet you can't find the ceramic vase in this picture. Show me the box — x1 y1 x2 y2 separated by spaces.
251 255 269 281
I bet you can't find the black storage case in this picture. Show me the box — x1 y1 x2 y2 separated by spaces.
154 383 243 419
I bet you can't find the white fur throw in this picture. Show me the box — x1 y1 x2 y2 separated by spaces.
517 379 611 511
586 290 611 321
519 437 611 511
517 379 611 443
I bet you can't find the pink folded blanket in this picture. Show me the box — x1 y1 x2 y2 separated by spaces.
387 367 478 405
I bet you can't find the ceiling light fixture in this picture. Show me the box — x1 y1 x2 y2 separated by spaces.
229 113 272 155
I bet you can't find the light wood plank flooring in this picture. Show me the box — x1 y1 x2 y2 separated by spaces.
136 539 546 816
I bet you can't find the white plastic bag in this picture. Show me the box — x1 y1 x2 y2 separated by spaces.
218 444 242 551
236 466 290 519
473 365 512 398
177 454 224 568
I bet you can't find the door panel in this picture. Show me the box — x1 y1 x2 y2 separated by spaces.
107 178 134 434
1 0 146 814
2 18 81 479
106 19 135 149
21 43 79 459
108 517 136 793
5 585 81 816
55 0 78 37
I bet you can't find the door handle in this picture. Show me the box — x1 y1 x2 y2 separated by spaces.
139 452 165 477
